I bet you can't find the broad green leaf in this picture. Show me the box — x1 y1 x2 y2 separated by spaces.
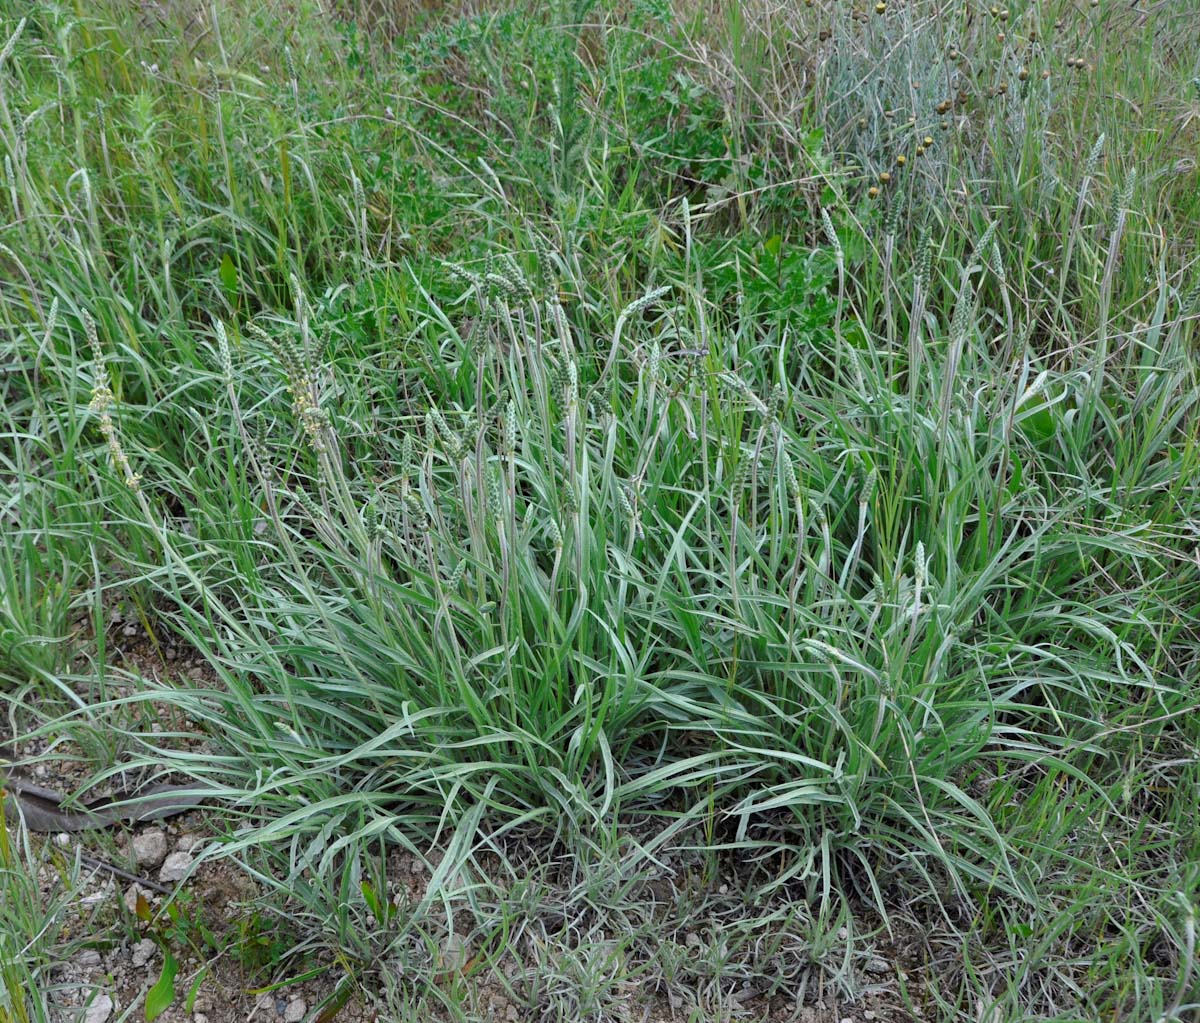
219 252 238 299
145 949 178 1021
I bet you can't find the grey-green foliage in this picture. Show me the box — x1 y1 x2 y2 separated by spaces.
81 214 1197 927
0 3 1198 1019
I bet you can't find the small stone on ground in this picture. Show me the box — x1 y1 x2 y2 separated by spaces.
159 850 193 882
132 937 157 968
123 883 149 913
175 832 203 853
132 828 168 868
83 994 114 1023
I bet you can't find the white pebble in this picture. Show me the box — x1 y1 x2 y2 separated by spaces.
158 850 193 883
131 938 157 968
123 884 146 914
175 833 204 853
132 829 168 869
83 994 114 1023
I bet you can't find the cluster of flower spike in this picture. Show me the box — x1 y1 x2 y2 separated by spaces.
85 311 142 492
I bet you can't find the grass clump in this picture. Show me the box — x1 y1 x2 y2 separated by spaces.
1 1 1198 1021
